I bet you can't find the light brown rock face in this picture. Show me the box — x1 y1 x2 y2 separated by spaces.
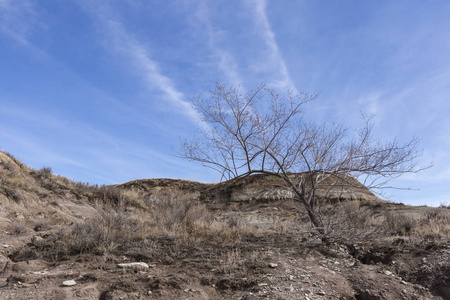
118 173 378 204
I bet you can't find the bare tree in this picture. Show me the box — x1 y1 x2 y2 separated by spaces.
179 83 426 232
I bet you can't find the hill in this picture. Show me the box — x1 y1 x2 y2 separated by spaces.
0 150 449 299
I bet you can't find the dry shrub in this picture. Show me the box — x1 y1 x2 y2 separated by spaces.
383 211 418 235
93 186 128 206
148 195 207 233
11 222 28 235
218 248 270 276
318 201 381 243
2 187 26 203
439 202 450 209
45 190 260 259
220 248 244 274
64 203 141 255
141 190 260 246
382 209 450 242
413 209 450 240
33 219 52 232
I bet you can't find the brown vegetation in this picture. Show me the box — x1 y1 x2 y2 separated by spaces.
0 151 449 299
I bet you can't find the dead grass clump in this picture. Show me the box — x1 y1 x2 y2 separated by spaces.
381 209 450 242
148 196 207 233
413 210 450 241
218 248 270 275
33 219 52 232
1 152 27 169
65 204 140 255
146 193 256 244
11 222 28 236
439 202 450 209
383 211 418 235
2 187 26 203
93 186 128 206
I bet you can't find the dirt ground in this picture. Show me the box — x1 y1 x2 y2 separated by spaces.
1 200 449 300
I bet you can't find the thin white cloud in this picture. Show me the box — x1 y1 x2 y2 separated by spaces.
194 1 242 84
248 0 294 89
356 91 383 118
83 3 202 125
0 103 192 183
0 0 37 44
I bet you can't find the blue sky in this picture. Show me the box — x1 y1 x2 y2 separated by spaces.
1 0 449 206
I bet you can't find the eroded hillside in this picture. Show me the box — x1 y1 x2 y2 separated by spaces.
0 151 449 299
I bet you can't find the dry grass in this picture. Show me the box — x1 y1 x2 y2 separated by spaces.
313 201 383 243
378 208 450 244
40 190 260 259
11 222 28 236
3 151 450 273
383 211 419 235
40 192 449 261
414 210 450 240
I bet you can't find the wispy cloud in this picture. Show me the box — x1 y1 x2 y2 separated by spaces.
0 103 193 183
83 3 202 124
248 0 294 89
193 1 242 84
357 91 384 118
0 0 38 44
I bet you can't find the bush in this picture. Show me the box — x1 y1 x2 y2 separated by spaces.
65 204 137 254
383 211 418 235
319 201 381 243
148 195 208 233
11 222 28 235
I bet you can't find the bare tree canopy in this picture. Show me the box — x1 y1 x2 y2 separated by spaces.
179 83 427 230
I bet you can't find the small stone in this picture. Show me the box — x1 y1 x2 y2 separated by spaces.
2 245 9 248
269 263 278 268
258 283 268 286
401 281 408 285
32 236 43 243
384 271 393 276
288 275 294 281
117 262 149 271
402 289 407 294
317 290 326 295
62 280 76 287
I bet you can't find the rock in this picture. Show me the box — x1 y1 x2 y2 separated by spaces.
117 262 149 271
31 236 44 244
384 271 393 276
269 263 278 268
62 280 76 286
0 217 12 231
0 254 10 271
